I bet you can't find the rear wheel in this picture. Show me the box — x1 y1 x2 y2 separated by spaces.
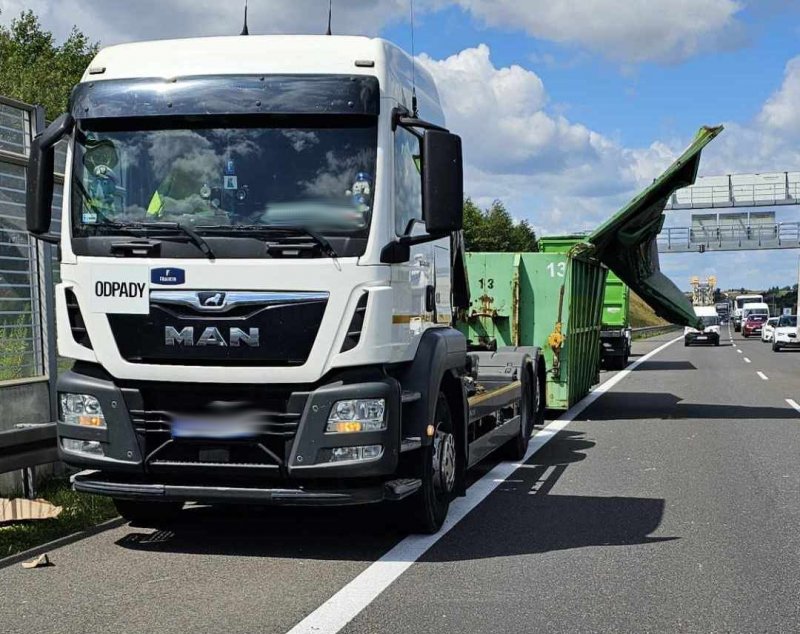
684 338 690 347
113 499 183 525
503 365 534 460
404 393 456 534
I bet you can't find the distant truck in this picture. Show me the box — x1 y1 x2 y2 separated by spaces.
684 306 720 346
715 302 730 323
538 237 631 370
733 294 763 331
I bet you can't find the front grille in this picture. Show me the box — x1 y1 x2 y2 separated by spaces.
108 291 328 366
65 289 92 349
124 384 308 474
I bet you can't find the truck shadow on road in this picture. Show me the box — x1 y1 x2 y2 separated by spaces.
577 392 800 421
114 430 675 563
630 361 697 371
421 430 676 562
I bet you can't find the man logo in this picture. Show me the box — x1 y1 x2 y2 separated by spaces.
165 326 260 347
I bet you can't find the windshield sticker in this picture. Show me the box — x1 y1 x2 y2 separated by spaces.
223 175 238 190
82 211 98 224
90 266 149 314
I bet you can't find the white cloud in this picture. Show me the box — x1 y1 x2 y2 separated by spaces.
0 0 412 44
757 56 800 135
418 45 681 238
2 0 748 65
451 0 747 63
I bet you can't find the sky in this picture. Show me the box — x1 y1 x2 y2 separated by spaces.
3 0 800 291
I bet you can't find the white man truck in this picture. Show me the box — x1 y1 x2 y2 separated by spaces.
26 35 711 533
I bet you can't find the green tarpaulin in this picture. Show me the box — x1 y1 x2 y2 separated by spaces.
580 125 723 330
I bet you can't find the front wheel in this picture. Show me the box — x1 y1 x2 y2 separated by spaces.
404 393 456 534
773 342 781 352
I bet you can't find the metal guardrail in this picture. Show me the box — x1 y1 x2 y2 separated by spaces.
0 423 58 496
658 221 800 252
664 174 800 210
631 324 680 338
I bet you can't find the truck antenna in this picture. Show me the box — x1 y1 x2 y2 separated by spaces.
240 0 250 36
326 0 333 35
410 0 418 116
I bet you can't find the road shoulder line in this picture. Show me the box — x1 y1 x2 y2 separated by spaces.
285 335 684 634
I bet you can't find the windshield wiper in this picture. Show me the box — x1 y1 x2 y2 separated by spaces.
91 221 216 261
196 225 339 259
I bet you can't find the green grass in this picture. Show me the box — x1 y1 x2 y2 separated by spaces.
0 478 117 559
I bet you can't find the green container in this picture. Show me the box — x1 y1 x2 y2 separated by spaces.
538 236 629 329
457 251 607 410
601 272 629 328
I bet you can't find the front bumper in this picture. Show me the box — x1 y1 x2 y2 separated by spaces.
56 365 404 496
775 336 800 347
72 470 421 506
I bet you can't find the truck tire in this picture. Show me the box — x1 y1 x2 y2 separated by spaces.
534 366 546 428
503 365 535 461
113 499 184 525
404 392 456 534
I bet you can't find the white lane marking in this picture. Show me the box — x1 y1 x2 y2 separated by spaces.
737 349 743 354
744 357 751 364
787 399 800 414
757 371 768 381
285 335 683 634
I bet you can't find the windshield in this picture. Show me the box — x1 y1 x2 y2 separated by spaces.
71 117 377 239
779 316 797 327
699 315 719 326
747 315 766 322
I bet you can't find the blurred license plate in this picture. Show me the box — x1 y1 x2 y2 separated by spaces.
171 419 257 439
696 336 707 340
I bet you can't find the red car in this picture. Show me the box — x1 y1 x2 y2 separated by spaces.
742 314 767 337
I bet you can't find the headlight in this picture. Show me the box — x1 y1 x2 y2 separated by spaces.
59 393 106 428
326 398 386 433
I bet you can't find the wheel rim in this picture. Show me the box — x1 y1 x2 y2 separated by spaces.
432 429 456 495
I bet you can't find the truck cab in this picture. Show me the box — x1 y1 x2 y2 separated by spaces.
26 34 545 534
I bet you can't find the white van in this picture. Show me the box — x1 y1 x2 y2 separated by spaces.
742 302 770 321
684 306 721 346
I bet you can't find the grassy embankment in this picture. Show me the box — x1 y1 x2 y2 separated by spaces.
0 479 117 560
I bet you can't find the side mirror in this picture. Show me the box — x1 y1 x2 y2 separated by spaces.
26 111 74 240
422 129 463 235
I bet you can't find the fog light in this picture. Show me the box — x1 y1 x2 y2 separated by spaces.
61 438 104 456
329 444 383 463
59 393 107 428
326 398 386 433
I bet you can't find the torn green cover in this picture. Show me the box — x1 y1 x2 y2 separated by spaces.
582 125 723 330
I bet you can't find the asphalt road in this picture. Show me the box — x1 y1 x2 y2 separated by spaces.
2 330 799 634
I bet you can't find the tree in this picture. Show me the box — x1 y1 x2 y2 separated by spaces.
0 10 98 119
462 198 537 252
